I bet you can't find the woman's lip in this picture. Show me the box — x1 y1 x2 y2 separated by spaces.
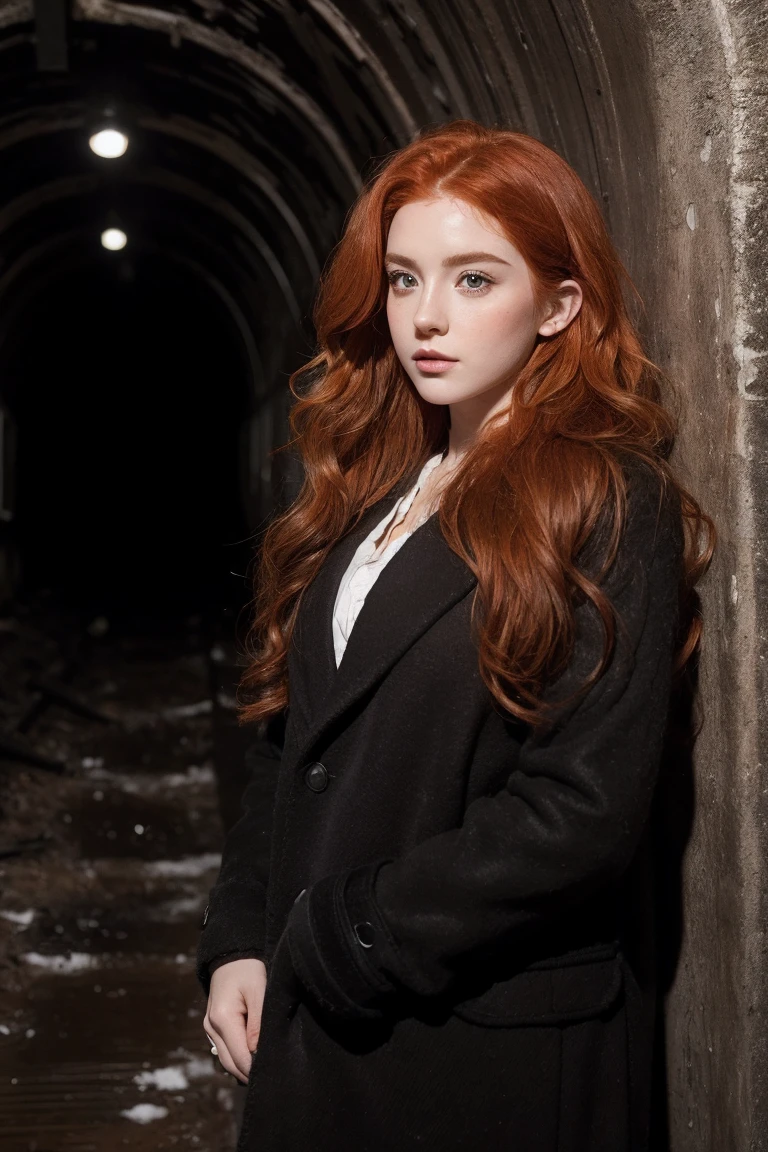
413 357 458 372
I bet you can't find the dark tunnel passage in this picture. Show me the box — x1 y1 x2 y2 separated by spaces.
0 0 662 625
0 1 763 1150
7 255 252 618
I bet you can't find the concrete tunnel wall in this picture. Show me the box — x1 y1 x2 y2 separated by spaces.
0 1 765 1147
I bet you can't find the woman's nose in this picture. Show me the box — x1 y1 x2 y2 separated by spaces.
414 294 448 335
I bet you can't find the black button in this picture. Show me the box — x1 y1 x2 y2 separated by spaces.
304 762 329 792
353 921 375 948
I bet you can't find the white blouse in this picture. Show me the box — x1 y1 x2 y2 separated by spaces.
332 452 445 668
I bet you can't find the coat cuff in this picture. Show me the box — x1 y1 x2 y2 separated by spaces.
196 880 267 999
207 950 265 976
284 859 401 1021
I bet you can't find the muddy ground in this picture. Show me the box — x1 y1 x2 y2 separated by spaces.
0 606 250 1151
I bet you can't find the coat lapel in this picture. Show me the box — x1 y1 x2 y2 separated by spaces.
287 493 478 770
287 485 407 733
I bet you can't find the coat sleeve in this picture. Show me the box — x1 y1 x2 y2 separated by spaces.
195 709 286 998
283 460 686 1020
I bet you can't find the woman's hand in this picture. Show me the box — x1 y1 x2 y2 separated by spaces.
204 958 267 1083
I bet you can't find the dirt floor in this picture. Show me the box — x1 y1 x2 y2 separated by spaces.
0 607 246 1151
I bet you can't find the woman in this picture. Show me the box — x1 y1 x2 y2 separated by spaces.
196 119 714 1151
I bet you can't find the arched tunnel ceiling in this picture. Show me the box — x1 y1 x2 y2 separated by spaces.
0 0 659 400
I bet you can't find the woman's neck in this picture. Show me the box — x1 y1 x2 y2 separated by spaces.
445 381 514 463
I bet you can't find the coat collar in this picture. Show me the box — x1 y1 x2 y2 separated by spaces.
287 480 478 769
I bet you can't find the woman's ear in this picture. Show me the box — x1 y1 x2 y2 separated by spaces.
537 279 583 337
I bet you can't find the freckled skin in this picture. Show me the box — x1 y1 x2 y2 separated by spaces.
385 197 582 456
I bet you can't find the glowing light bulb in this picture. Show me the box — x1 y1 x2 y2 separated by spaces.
89 129 129 158
101 228 127 251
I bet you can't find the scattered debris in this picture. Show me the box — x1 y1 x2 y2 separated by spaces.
0 908 35 927
0 610 239 1145
0 835 50 859
120 1102 170 1124
82 761 215 793
132 1055 213 1092
0 731 66 773
21 951 99 973
162 700 213 720
143 853 221 878
134 1065 190 1091
1 616 117 773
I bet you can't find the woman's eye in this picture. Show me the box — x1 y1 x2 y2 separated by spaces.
386 270 493 294
459 272 492 294
387 271 417 291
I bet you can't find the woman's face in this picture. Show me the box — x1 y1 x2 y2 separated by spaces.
385 196 580 433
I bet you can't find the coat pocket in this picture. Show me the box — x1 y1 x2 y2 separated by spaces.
450 943 624 1028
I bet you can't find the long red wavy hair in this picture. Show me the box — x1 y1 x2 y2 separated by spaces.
239 119 714 730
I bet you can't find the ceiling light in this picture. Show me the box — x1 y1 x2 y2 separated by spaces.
101 228 127 251
89 128 129 159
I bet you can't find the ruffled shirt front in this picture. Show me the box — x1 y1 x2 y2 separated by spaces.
332 453 445 668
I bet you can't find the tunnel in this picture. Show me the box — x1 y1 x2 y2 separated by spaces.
0 1 765 1149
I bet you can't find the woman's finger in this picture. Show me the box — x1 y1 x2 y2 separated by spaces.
215 1037 249 1084
244 983 266 1053
204 1017 249 1084
209 1006 254 1081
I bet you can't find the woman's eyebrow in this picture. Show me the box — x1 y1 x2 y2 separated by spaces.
384 251 511 270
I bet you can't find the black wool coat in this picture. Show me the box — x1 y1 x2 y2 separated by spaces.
197 455 684 1152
